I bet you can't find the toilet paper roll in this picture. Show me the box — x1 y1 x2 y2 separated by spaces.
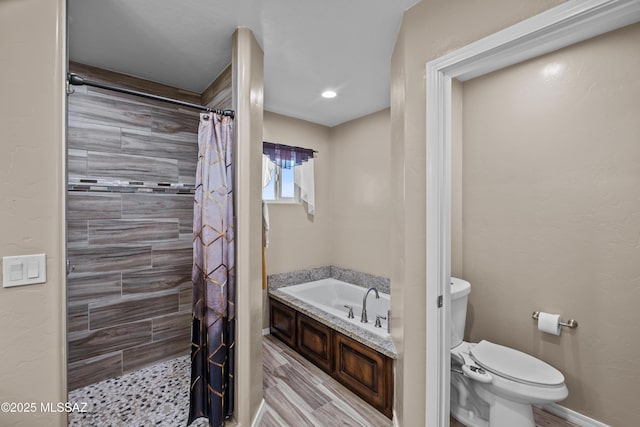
537 312 561 336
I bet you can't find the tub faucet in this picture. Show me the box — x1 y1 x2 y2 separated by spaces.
361 287 379 323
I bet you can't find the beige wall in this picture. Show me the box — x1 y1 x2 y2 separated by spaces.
263 108 391 278
330 109 391 278
263 112 333 274
262 110 391 328
262 111 333 330
460 23 640 426
390 0 563 424
0 0 67 426
232 27 264 425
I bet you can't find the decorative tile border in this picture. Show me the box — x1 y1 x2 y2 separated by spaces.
68 176 195 195
68 186 195 195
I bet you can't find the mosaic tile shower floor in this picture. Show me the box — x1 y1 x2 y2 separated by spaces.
68 355 223 427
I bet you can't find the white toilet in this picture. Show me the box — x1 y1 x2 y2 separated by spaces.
449 277 568 427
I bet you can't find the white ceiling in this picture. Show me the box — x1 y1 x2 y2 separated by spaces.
68 0 419 127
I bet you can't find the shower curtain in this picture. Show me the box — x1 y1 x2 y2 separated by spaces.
188 112 235 427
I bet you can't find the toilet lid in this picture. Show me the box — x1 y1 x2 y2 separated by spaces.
470 340 565 386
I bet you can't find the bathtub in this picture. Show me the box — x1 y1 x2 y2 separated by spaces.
278 278 390 338
270 277 395 417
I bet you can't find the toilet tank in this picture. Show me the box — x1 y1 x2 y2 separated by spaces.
450 277 471 349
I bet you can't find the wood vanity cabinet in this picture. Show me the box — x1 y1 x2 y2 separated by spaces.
333 333 393 418
268 297 393 418
269 298 297 348
297 313 333 373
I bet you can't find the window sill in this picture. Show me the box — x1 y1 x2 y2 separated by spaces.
263 199 302 205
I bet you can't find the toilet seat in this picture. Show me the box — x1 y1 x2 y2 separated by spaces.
470 340 564 387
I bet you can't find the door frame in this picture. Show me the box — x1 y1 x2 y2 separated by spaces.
424 1 640 425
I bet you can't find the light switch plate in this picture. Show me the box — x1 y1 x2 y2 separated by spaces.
2 254 46 287
10 262 23 281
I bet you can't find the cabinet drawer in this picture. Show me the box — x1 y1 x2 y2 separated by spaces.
297 314 333 373
333 333 393 417
269 298 296 348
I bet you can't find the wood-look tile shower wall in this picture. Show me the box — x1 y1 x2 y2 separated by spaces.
66 63 230 390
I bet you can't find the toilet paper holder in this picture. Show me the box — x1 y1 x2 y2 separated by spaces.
532 311 578 329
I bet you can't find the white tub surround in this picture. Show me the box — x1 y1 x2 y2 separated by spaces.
267 265 390 294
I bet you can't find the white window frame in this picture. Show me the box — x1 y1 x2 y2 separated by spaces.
262 164 301 204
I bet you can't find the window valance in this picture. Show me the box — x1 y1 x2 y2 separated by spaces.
262 141 315 169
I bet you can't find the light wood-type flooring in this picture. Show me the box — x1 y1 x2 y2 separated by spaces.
67 333 581 426
261 334 392 426
450 407 579 427
261 334 579 427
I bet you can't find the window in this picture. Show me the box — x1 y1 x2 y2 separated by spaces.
262 161 300 203
262 142 315 213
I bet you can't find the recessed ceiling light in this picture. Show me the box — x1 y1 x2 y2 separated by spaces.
322 90 337 99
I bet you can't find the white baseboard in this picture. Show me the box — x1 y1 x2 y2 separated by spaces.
262 328 270 336
392 409 399 427
250 398 267 427
538 403 610 427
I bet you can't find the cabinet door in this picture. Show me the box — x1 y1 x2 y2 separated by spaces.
333 333 393 418
269 298 296 348
296 314 333 373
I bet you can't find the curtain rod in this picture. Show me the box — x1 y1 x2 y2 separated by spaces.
67 73 235 118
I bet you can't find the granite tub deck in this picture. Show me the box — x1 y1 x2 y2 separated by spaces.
268 267 396 359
